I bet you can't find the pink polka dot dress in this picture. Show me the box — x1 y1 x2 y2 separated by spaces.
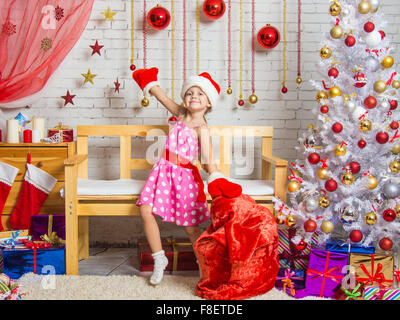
136 118 210 226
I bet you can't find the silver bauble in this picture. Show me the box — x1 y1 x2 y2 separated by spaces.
365 30 382 47
339 206 358 224
381 100 390 112
364 56 380 72
305 134 317 147
345 101 356 112
305 198 319 212
370 0 379 11
382 181 400 199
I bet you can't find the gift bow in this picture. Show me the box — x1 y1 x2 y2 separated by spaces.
276 269 303 297
340 283 362 300
373 288 389 300
24 241 52 274
40 232 64 246
358 262 387 286
52 122 70 131
166 238 193 272
3 231 21 248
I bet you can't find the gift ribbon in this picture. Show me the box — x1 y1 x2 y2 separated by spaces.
24 241 51 274
166 238 193 272
373 287 389 300
340 283 362 300
356 254 393 287
40 215 65 246
3 231 21 248
394 270 400 283
306 251 344 297
276 269 303 297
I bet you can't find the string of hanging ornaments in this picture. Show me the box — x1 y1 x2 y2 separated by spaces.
296 0 302 85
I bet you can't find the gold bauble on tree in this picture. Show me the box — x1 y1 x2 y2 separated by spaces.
285 214 297 227
392 143 400 154
390 160 400 173
359 119 372 132
341 172 355 185
296 77 302 84
316 91 328 102
288 181 300 193
329 86 341 98
358 0 371 14
392 80 400 89
320 46 332 59
248 94 258 104
329 2 341 16
330 26 343 39
141 97 150 107
395 204 400 218
364 211 378 225
318 194 330 208
334 144 346 156
226 88 233 95
382 56 394 69
367 176 378 189
374 80 387 93
320 220 334 234
317 167 329 180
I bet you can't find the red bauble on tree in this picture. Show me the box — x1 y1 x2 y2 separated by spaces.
379 237 393 251
379 30 385 40
364 21 375 33
364 95 377 109
390 121 399 130
202 0 226 20
328 67 339 78
349 230 363 243
349 161 361 174
376 132 389 144
390 100 398 110
345 35 356 47
257 24 280 49
358 139 367 148
320 105 329 113
294 239 307 251
383 209 396 222
325 178 338 192
304 219 317 232
147 5 171 30
308 152 320 164
332 122 343 133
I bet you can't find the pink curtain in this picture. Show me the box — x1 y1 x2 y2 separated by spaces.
0 0 94 106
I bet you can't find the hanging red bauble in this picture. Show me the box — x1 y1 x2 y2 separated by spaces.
379 30 385 40
358 139 367 148
308 152 320 164
376 132 389 144
364 95 377 109
332 122 343 133
304 219 317 232
325 178 338 192
389 100 398 110
147 5 171 30
345 35 356 47
202 0 226 20
130 64 136 71
390 121 399 130
320 105 329 113
257 24 280 49
294 239 307 251
364 21 375 33
379 237 393 251
168 116 177 125
328 67 339 78
238 99 245 106
349 230 363 243
383 209 396 222
349 161 361 174
281 86 288 93
353 71 367 88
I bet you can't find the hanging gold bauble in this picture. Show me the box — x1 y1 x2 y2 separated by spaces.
374 80 387 93
358 1 371 14
226 88 233 95
341 172 355 185
317 167 330 180
316 91 328 102
392 80 400 89
318 194 330 208
329 86 341 98
288 181 300 193
364 211 378 225
367 176 378 189
395 204 400 218
320 46 332 59
284 214 297 227
320 220 334 234
382 56 394 69
359 119 372 132
296 76 302 84
390 160 400 173
141 97 150 107
329 3 341 16
248 94 258 104
334 144 346 156
330 26 343 39
392 143 400 154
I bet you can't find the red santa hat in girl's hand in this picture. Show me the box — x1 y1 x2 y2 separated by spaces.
181 72 220 107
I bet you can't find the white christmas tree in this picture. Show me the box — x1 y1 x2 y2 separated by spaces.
273 0 400 252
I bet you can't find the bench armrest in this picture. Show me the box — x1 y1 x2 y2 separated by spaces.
262 154 288 167
64 154 88 166
262 152 288 203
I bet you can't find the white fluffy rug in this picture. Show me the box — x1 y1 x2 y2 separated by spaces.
17 273 329 300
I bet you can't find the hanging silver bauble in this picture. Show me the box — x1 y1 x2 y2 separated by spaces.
339 206 358 224
345 100 356 112
365 30 382 47
364 56 380 72
380 100 390 112
374 192 388 208
370 0 380 11
382 181 400 199
305 134 317 147
305 197 319 212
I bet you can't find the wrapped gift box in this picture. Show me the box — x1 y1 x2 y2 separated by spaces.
275 268 305 297
2 243 65 279
349 253 394 287
304 249 348 298
31 215 65 243
0 230 31 249
326 240 375 255
0 248 3 274
48 123 73 142
139 237 198 272
278 227 319 271
363 285 400 300
333 283 364 300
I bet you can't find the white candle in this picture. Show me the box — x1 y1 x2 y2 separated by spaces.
32 129 41 143
32 117 45 140
6 119 19 143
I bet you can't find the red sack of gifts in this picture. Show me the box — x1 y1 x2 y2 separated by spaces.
194 193 279 300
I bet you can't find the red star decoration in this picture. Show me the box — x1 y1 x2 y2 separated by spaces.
114 78 121 93
90 40 104 56
61 90 76 106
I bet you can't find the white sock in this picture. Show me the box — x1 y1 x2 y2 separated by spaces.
150 250 169 285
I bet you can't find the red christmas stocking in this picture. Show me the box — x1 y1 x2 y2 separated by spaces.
9 163 57 230
0 162 19 231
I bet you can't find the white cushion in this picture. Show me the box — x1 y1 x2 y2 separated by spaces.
75 178 275 196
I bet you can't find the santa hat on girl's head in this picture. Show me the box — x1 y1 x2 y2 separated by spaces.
181 72 220 107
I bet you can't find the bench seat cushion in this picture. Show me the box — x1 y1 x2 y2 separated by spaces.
76 178 275 196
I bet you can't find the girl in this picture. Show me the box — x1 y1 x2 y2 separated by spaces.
132 68 241 285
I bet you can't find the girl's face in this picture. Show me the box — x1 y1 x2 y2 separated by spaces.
184 86 211 113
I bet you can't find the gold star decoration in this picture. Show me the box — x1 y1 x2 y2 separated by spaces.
81 69 97 85
101 7 117 22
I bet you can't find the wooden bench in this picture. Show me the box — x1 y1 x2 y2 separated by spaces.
64 125 288 275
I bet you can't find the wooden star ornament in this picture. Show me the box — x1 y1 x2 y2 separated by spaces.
81 69 97 85
90 40 104 56
61 90 76 106
101 7 117 22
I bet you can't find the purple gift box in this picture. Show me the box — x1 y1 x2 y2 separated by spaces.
31 215 65 241
304 249 348 298
275 268 305 297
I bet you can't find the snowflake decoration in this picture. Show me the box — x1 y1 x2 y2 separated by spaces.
2 20 16 36
54 5 64 21
40 37 53 52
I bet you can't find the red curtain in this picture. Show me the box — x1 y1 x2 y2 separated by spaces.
0 0 94 106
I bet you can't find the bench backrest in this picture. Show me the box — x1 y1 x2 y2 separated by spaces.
76 125 274 179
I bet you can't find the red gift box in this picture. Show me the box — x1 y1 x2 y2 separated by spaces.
48 122 73 142
138 237 198 272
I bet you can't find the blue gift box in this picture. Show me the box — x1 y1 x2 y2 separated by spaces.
325 240 375 254
0 247 3 273
2 247 65 279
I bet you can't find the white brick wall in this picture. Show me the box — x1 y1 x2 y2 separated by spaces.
2 0 400 244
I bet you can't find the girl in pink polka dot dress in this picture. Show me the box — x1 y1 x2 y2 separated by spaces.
132 67 241 285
